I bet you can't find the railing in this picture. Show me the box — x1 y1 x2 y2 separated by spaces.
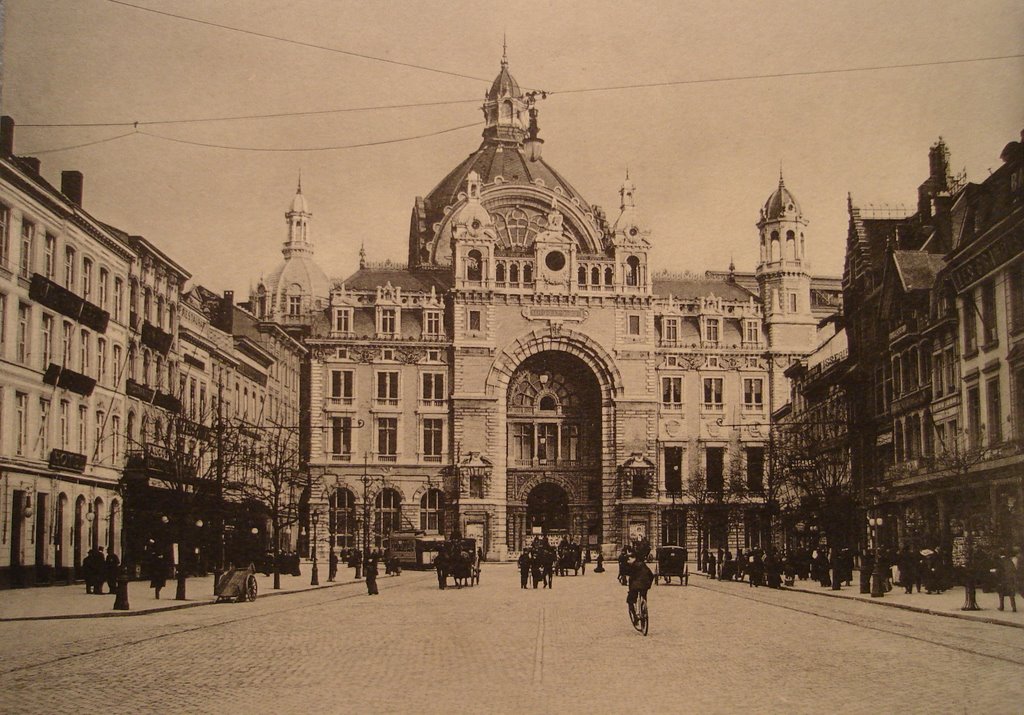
420 399 446 408
374 398 400 407
423 454 444 463
376 454 397 463
511 457 594 469
330 453 352 463
326 396 355 408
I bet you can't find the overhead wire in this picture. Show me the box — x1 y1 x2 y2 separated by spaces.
17 51 1024 132
103 0 492 84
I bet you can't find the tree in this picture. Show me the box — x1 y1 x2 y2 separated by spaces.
232 419 302 590
683 468 719 561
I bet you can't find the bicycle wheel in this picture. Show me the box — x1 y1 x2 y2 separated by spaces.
637 595 649 635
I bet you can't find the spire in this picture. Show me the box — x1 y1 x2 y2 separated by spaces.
297 170 302 195
502 33 508 68
359 241 367 269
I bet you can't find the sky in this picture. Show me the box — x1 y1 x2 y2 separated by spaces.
1 0 1022 297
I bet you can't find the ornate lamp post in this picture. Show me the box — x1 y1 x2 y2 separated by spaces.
868 515 885 598
327 490 337 582
310 510 320 586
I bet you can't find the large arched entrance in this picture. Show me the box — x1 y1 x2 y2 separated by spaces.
506 350 602 551
526 483 570 534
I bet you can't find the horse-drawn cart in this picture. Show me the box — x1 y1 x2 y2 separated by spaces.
215 564 259 603
655 546 689 585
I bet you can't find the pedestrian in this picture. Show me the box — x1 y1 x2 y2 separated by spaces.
365 553 379 596
329 549 338 581
748 551 764 588
706 551 717 580
82 547 100 594
434 547 448 590
898 547 917 594
518 549 531 589
617 547 631 585
105 550 120 595
531 550 545 589
996 550 1018 612
542 547 554 589
148 545 167 599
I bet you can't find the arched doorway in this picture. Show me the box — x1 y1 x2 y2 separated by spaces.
526 483 569 534
506 350 602 551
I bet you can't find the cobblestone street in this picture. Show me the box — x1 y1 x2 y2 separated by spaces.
2 565 1022 714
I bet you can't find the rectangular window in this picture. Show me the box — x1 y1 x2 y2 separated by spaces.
425 310 442 337
746 447 765 492
80 330 90 375
64 246 76 289
39 398 50 458
706 447 725 492
0 204 10 269
78 405 88 454
112 345 122 386
664 446 683 494
334 308 351 334
980 280 997 346
703 377 724 408
0 293 6 349
111 416 120 463
661 376 682 407
628 314 641 336
561 423 580 462
788 292 798 313
933 351 944 395
513 423 535 463
60 400 69 450
423 418 443 460
95 411 105 463
1010 263 1024 333
99 268 109 310
113 278 123 322
16 302 29 364
537 423 559 463
44 234 56 280
331 416 352 456
19 220 34 278
986 376 1002 445
330 370 354 401
189 378 197 419
41 313 53 368
82 258 92 300
744 320 760 343
966 384 981 449
288 295 301 316
422 372 445 402
376 371 399 403
963 291 978 354
468 309 481 332
15 392 28 456
663 318 678 343
380 308 397 335
743 378 764 408
97 338 107 384
377 417 398 456
704 318 719 343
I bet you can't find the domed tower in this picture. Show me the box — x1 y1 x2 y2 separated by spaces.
755 173 815 352
251 178 330 328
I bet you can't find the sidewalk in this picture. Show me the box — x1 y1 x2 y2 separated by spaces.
697 568 1024 629
0 565 374 621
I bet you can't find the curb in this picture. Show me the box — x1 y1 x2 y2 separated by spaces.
0 573 388 623
693 571 1024 630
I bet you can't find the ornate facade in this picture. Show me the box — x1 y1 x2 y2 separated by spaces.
304 57 841 560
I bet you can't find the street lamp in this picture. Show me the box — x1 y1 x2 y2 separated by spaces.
310 510 320 586
868 515 885 598
327 490 337 582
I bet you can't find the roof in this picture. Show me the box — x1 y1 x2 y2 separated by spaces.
892 251 945 291
265 253 330 301
424 140 590 219
652 275 757 301
761 176 801 221
488 61 521 101
339 267 453 293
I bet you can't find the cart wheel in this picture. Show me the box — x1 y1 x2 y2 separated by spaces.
245 574 258 602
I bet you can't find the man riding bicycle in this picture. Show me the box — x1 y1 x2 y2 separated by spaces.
625 552 654 621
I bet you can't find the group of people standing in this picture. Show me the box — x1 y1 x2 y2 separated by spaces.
81 546 120 595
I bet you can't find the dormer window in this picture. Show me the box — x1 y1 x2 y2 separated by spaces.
744 320 760 344
288 295 301 316
334 308 352 335
379 307 398 336
704 318 720 344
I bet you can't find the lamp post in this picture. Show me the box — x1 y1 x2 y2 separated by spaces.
310 510 320 586
327 491 337 582
869 515 885 598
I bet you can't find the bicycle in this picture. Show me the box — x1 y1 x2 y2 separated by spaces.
628 591 649 636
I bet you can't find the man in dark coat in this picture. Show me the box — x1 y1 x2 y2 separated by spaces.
364 553 379 596
531 549 545 589
434 548 448 590
105 550 120 595
82 548 100 594
542 547 555 589
518 549 532 589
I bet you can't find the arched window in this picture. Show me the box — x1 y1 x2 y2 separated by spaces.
770 231 780 262
800 233 805 260
108 499 120 553
604 267 614 285
894 420 905 462
539 395 557 411
466 250 483 282
55 493 68 571
126 411 135 448
509 264 519 285
578 266 586 286
500 100 513 122
591 267 600 285
523 264 533 284
74 495 86 573
91 497 104 550
786 230 796 260
496 262 506 283
626 256 640 286
420 489 445 533
142 351 151 385
330 488 356 549
374 488 402 547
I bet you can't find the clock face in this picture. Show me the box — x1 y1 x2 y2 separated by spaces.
545 251 566 272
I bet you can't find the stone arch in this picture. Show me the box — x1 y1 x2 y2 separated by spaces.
515 472 584 503
486 328 623 400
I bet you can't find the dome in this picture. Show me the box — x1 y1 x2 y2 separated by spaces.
290 189 309 214
488 61 521 101
762 175 801 221
265 254 330 308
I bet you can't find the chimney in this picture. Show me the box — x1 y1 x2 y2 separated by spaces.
61 170 84 206
219 290 235 332
0 116 14 156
